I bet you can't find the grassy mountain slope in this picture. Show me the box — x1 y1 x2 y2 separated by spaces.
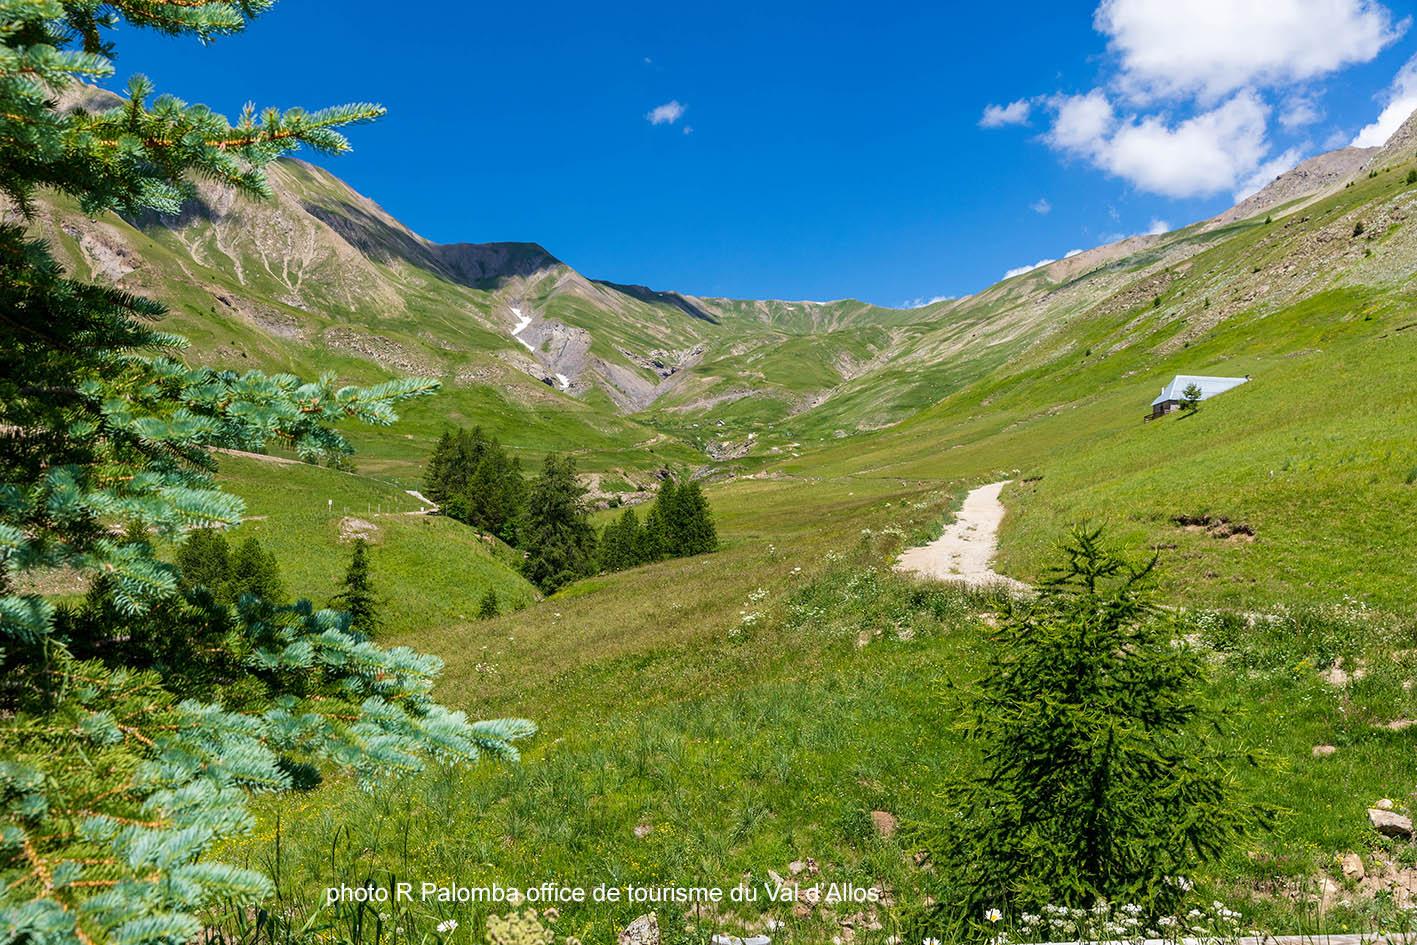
216 454 538 634
27 94 1417 942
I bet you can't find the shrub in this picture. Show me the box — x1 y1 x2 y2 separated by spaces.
1353 220 1366 237
920 529 1256 933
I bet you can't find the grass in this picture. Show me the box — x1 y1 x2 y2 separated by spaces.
215 454 539 636
38 125 1417 945
219 525 1417 944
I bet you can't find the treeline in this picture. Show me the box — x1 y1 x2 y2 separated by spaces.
599 478 717 571
422 427 717 593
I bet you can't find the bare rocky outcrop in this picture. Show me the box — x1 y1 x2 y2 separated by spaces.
1206 147 1376 229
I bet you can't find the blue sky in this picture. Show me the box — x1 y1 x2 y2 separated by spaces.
107 0 1417 307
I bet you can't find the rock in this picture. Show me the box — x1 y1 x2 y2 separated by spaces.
634 822 653 838
619 913 660 945
1369 808 1414 839
1377 798 1395 810
788 860 806 875
1312 744 1337 757
1341 852 1366 879
1384 719 1417 731
871 810 898 838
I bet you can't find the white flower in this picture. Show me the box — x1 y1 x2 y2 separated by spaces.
985 908 1003 923
436 919 458 934
923 938 941 945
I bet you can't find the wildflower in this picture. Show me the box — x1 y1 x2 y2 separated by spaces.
436 919 459 934
923 938 942 945
985 908 1003 923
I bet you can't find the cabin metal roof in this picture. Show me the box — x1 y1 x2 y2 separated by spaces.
1152 374 1249 407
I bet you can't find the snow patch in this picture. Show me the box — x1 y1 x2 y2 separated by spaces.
554 373 570 390
509 306 534 352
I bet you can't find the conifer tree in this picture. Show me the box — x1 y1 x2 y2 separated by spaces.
230 536 285 603
520 455 597 593
923 529 1254 930
0 5 534 940
600 508 645 571
332 538 379 636
177 528 233 597
677 480 719 555
477 588 500 620
423 429 457 505
641 478 675 561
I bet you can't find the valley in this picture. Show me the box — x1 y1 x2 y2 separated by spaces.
13 75 1417 945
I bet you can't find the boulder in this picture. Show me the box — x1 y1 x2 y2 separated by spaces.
619 913 660 945
1369 808 1414 839
1312 744 1337 757
1341 852 1366 879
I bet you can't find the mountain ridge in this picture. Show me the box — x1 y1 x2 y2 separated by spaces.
22 93 1417 482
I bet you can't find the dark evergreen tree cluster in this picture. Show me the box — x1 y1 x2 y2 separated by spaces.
0 5 533 939
421 431 603 594
176 530 286 604
423 426 524 542
599 477 718 573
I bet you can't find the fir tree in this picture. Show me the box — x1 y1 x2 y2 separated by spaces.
0 6 534 940
332 538 379 635
1181 382 1203 413
423 430 457 505
677 480 719 556
230 536 285 603
922 530 1255 931
477 588 500 620
177 528 233 598
600 508 645 572
520 455 597 593
641 478 675 561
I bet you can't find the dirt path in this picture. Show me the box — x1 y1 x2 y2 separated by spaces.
894 480 1028 591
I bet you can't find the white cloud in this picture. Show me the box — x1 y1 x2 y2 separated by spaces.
646 100 686 125
1004 257 1057 279
1046 91 1116 152
1096 0 1404 102
1146 218 1171 234
1046 89 1273 198
1279 93 1323 129
980 99 1032 128
1031 197 1052 214
1233 146 1306 200
1351 53 1417 146
682 125 694 136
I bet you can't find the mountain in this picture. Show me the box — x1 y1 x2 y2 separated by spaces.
23 103 1417 492
1205 146 1375 228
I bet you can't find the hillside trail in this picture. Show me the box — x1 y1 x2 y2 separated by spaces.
894 479 1030 592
